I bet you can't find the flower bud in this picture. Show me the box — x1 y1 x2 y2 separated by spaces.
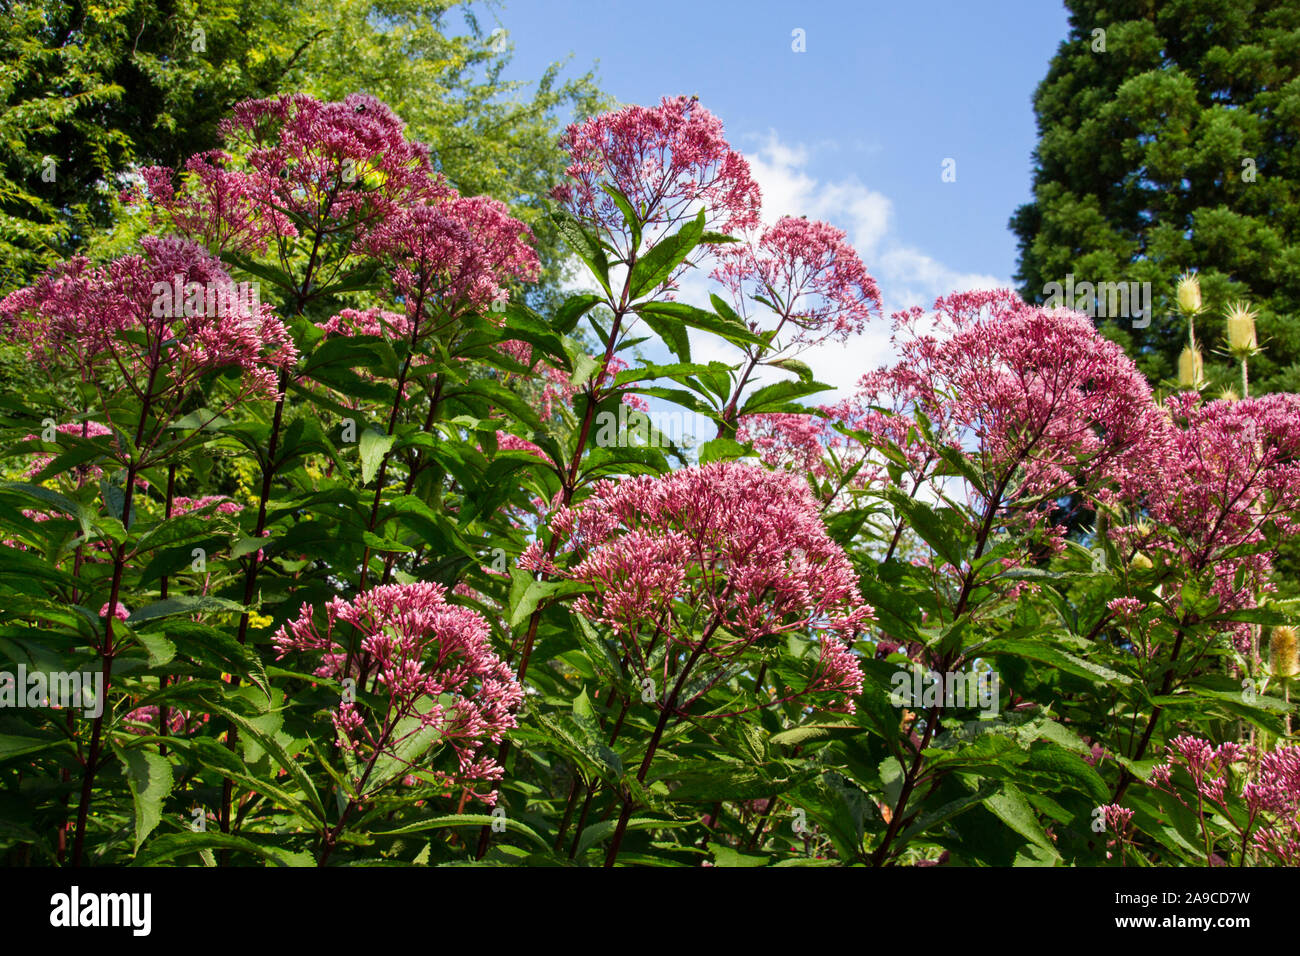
1175 273 1202 314
1178 346 1204 388
1270 626 1299 679
1224 301 1258 354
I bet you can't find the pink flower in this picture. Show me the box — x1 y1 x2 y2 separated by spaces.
170 495 243 517
221 93 443 244
850 291 1163 540
127 150 295 256
1 237 297 437
713 217 881 351
555 96 761 259
365 195 540 323
1244 746 1300 864
493 431 545 458
22 420 113 481
272 582 523 805
737 413 830 479
1149 735 1250 810
1106 597 1145 622
99 602 130 621
1116 392 1300 633
126 692 210 737
1103 804 1134 832
525 461 871 713
317 307 413 340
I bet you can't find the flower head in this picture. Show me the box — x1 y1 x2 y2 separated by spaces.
222 93 443 237
712 216 881 352
366 195 540 322
272 582 523 804
1 237 296 433
524 461 871 713
555 96 761 257
1270 626 1299 679
1224 301 1259 356
1175 272 1203 315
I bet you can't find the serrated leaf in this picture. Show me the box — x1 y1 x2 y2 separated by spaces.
113 744 174 853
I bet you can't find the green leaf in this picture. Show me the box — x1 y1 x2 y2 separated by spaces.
710 845 770 867
659 762 811 803
134 831 308 867
553 213 612 294
126 596 242 625
769 722 864 747
373 813 549 850
359 428 396 485
698 437 747 464
554 293 605 335
132 630 176 666
738 378 833 416
628 208 704 298
575 816 668 857
600 183 642 253
0 481 93 535
113 743 174 853
638 300 765 350
884 488 968 569
983 785 1059 856
509 575 579 629
766 357 814 383
201 700 324 821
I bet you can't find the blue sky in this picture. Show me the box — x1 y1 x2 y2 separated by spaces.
474 0 1073 391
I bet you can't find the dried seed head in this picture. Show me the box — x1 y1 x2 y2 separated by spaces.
1224 301 1258 354
1175 273 1203 315
1270 626 1299 678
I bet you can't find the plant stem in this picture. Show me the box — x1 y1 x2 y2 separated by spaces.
604 620 719 867
70 459 141 866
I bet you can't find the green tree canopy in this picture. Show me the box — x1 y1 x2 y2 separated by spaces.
1010 0 1300 394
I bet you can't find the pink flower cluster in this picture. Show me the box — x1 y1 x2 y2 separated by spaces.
130 94 442 260
737 413 831 479
316 307 413 340
1 236 297 426
736 402 894 501
272 582 523 804
1147 735 1300 865
365 195 540 322
222 93 442 235
128 150 293 256
853 290 1162 522
554 95 761 257
170 496 244 517
22 420 113 481
1149 735 1247 805
522 461 871 712
1244 746 1300 865
1116 392 1300 641
713 216 881 351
